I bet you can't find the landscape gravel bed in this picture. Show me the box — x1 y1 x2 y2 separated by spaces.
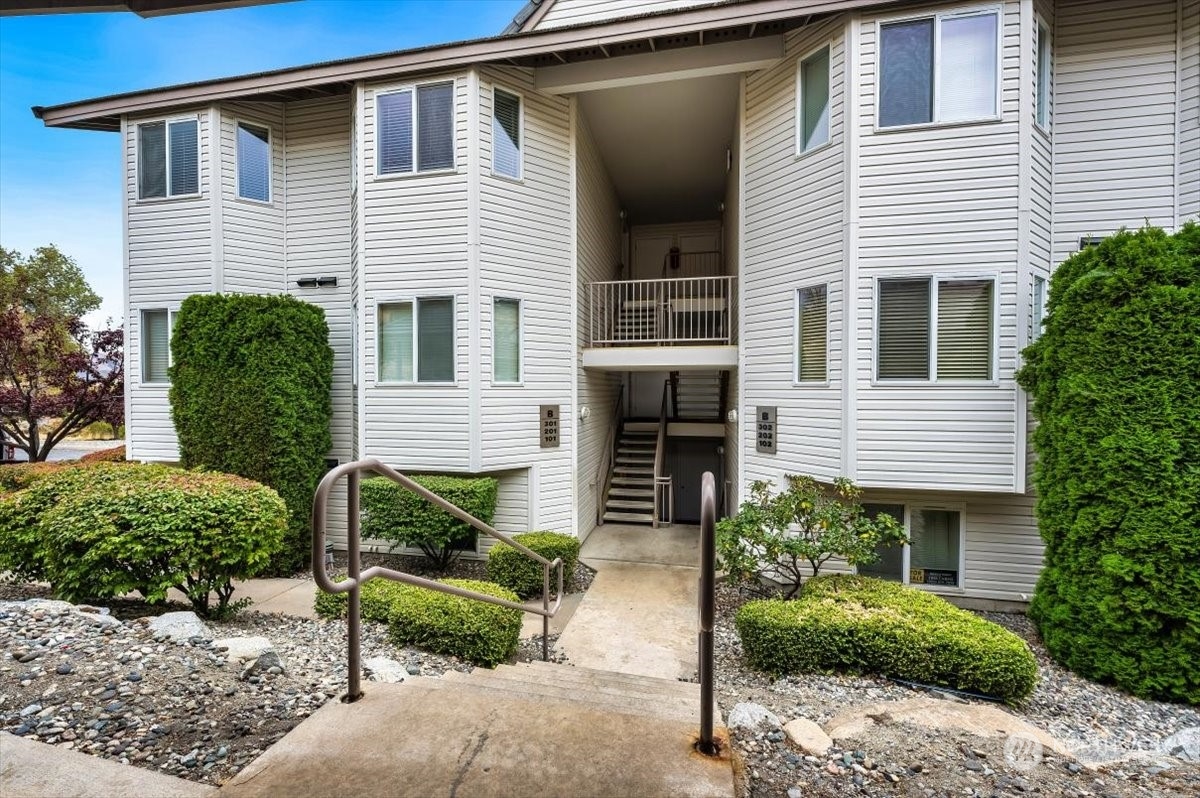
713 585 1200 798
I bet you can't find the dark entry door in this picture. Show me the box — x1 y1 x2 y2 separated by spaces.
668 438 722 524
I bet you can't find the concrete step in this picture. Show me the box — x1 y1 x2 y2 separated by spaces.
623 422 659 433
511 661 704 701
468 665 703 708
603 511 654 523
612 466 654 476
610 475 653 485
606 499 654 512
618 441 657 450
608 486 654 499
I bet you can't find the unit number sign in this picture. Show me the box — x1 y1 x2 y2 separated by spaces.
756 406 777 454
540 405 560 448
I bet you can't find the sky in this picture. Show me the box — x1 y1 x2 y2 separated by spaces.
0 0 525 328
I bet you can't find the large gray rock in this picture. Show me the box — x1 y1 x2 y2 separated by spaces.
363 657 407 684
783 718 832 756
726 702 782 731
1162 726 1200 762
147 611 211 643
213 636 284 677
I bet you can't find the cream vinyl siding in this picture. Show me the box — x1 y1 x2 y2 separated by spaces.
574 111 623 538
533 0 713 30
1180 0 1200 223
359 74 472 471
741 17 847 491
220 102 285 294
478 67 574 535
723 84 742 514
1052 0 1180 263
124 107 213 462
854 1 1021 492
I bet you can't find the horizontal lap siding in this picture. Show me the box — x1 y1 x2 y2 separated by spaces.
220 102 285 294
1053 0 1179 263
723 110 741 512
854 2 1021 493
125 108 213 462
479 67 574 535
534 0 712 29
360 75 471 472
742 18 847 491
574 112 623 538
1181 0 1200 222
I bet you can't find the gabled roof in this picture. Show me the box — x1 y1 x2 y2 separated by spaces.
33 0 900 131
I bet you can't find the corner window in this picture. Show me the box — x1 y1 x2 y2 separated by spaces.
377 297 455 383
1035 22 1051 129
377 81 455 176
877 277 994 381
492 88 522 179
878 9 999 128
141 309 174 384
138 119 199 199
236 122 271 202
493 297 521 383
798 46 831 153
859 503 963 589
795 284 828 382
1031 275 1047 342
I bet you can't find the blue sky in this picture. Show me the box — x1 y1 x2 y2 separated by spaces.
0 0 524 327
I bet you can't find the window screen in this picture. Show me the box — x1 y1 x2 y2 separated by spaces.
167 119 199 196
493 89 521 178
938 13 998 122
910 509 961 586
378 90 414 174
1032 275 1046 342
797 284 828 382
1036 24 1051 127
493 298 521 382
378 303 413 382
237 122 270 202
417 297 455 382
799 46 831 152
879 18 934 126
877 278 930 380
936 280 993 380
142 309 170 383
417 82 455 172
138 122 167 199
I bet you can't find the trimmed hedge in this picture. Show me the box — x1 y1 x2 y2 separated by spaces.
736 575 1039 703
313 577 521 667
0 461 87 494
360 475 498 571
1016 224 1200 704
486 531 580 598
0 463 287 617
169 294 333 574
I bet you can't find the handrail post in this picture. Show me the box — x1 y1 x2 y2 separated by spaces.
698 471 717 755
346 468 363 702
543 562 550 662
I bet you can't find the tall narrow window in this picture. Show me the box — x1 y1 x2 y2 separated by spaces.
378 90 414 174
138 122 167 199
416 297 454 382
236 122 270 202
141 309 171 383
378 303 414 382
938 13 998 122
493 298 521 383
879 18 934 127
417 82 455 172
138 118 198 199
1036 23 1051 129
798 46 831 152
796 284 828 382
936 279 993 380
909 509 962 587
877 278 931 380
1031 275 1047 342
493 88 522 178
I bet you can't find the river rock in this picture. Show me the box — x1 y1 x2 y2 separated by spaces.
147 612 210 644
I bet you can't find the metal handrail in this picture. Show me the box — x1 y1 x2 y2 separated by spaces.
313 458 565 702
697 471 717 755
652 381 670 529
594 391 623 527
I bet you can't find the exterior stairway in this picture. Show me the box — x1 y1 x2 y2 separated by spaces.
673 371 724 420
614 298 659 342
602 421 658 524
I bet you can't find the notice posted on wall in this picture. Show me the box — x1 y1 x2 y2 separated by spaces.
909 568 958 587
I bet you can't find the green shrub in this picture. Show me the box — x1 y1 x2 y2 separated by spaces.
169 294 333 575
80 444 126 463
736 575 1039 703
0 461 91 494
486 531 580 598
1016 224 1200 704
360 475 497 571
313 576 412 623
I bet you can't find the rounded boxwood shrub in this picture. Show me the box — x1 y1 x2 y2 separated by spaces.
1016 224 1200 704
313 576 411 623
360 475 498 571
736 575 1039 703
486 531 580 598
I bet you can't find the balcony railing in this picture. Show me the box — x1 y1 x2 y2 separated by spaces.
588 276 737 347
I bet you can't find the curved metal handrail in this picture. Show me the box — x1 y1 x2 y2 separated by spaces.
698 470 717 755
313 457 565 701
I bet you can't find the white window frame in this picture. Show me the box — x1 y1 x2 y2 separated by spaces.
874 4 1004 132
1034 16 1052 133
351 302 359 389
374 296 457 386
1031 274 1047 343
374 79 457 179
872 274 999 386
491 295 524 386
491 85 524 181
135 114 202 202
234 119 272 204
793 283 830 386
139 307 177 386
795 42 834 156
856 501 967 593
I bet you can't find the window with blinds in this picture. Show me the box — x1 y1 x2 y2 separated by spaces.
1032 275 1047 342
492 88 522 179
377 81 454 175
936 279 993 380
378 298 455 383
910 508 961 586
798 46 830 152
878 277 994 381
879 10 998 128
493 298 521 383
1036 22 1051 129
858 503 905 582
138 118 198 199
877 278 931 380
141 309 171 383
796 284 828 382
236 122 270 202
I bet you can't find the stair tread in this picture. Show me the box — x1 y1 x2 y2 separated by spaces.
606 500 654 511
431 674 699 723
515 662 704 696
603 512 654 523
452 667 701 706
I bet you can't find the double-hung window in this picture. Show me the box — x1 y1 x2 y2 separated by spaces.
878 8 1000 128
377 298 455 383
493 298 522 384
1035 21 1051 130
138 118 199 199
797 45 831 153
236 122 271 202
795 284 828 382
377 82 455 176
877 277 994 381
492 88 522 179
141 309 175 384
859 503 964 589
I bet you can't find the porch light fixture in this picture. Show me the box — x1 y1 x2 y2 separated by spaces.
726 409 738 424
295 276 338 288
578 405 591 420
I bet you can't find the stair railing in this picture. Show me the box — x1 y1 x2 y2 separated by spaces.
653 381 673 529
697 470 718 755
595 390 624 527
313 458 565 702
669 371 680 419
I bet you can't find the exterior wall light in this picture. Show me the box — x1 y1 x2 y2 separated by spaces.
726 409 738 424
578 405 591 420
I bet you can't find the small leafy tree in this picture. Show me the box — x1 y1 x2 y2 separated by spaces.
1 245 100 319
717 475 907 599
360 475 496 572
